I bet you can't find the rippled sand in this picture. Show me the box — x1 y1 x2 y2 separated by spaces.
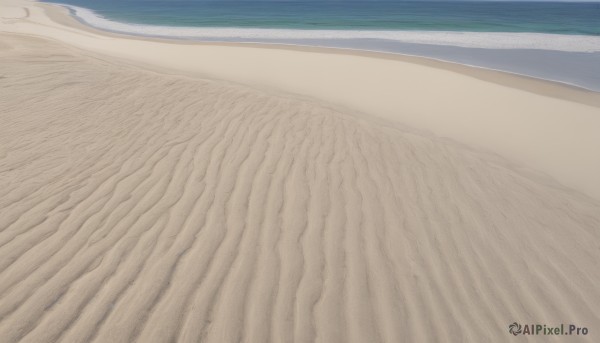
1 33 599 342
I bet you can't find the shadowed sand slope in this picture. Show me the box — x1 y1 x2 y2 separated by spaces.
1 34 599 343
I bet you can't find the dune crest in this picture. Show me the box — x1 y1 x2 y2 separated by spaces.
0 34 599 343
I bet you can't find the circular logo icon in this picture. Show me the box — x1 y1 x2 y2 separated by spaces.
509 322 522 336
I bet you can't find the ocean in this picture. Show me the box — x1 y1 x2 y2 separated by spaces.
44 1 600 35
43 0 600 90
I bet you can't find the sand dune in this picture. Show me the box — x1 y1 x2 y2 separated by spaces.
2 0 600 201
1 33 600 342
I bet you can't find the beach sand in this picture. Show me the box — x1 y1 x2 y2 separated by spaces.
1 1 600 342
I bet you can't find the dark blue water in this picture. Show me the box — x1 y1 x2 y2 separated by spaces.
46 1 600 35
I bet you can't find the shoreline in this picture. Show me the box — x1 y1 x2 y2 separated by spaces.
43 2 600 106
55 2 600 50
2 0 600 200
56 2 600 92
64 7 600 93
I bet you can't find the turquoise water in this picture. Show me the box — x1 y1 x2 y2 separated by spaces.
46 1 600 35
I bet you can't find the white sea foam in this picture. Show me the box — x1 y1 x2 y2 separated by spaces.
65 5 600 53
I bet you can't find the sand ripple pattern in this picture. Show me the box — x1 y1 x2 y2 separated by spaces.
1 34 599 343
